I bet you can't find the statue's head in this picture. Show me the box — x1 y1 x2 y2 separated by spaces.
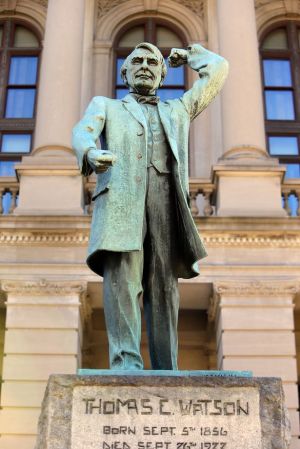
120 42 167 95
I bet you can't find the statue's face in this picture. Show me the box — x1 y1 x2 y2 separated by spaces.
125 48 162 95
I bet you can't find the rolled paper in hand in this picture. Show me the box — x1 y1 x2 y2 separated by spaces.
95 153 117 174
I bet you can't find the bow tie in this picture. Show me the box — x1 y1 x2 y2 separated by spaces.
131 93 160 105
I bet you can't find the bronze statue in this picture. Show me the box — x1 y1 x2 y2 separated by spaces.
72 42 228 370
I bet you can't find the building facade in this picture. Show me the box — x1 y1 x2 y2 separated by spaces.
0 0 300 448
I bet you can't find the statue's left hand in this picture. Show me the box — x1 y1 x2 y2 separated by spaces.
168 48 188 67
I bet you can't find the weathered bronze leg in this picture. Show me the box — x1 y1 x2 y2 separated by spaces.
103 251 144 370
143 167 179 370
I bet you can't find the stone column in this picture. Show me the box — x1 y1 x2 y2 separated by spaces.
93 42 113 98
34 0 85 150
0 280 90 449
14 0 87 215
209 281 299 449
81 0 96 112
212 0 286 217
217 0 265 154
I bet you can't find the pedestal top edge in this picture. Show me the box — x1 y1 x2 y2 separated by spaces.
77 369 253 377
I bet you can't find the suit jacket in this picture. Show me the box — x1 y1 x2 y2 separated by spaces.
72 44 229 278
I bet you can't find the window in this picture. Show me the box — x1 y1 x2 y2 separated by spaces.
261 23 300 179
0 20 41 177
114 19 186 101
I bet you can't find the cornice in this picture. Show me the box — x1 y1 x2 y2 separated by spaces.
2 230 300 248
1 279 87 295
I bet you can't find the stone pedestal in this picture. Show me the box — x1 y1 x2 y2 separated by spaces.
212 148 286 217
35 374 290 449
0 281 88 449
210 281 299 447
14 147 85 216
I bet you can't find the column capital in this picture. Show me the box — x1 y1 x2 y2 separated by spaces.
208 280 298 322
1 279 87 297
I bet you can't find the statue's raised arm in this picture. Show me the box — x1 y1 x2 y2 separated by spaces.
168 44 229 120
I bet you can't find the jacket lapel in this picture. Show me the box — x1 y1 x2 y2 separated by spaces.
122 94 147 130
158 102 179 162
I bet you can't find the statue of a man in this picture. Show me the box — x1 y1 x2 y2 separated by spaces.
72 42 228 370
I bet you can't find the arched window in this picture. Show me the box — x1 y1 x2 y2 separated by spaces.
114 19 186 101
0 19 41 177
260 22 300 178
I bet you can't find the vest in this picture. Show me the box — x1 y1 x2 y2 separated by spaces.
140 104 172 174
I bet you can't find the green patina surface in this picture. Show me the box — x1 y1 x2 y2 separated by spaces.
72 43 229 371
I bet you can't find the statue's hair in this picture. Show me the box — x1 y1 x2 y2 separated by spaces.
120 42 167 87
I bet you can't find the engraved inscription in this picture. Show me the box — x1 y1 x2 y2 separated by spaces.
71 387 262 449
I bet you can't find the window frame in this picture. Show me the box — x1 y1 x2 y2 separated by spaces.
260 21 300 174
0 19 41 174
113 18 187 99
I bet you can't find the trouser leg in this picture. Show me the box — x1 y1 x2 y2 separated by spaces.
143 167 180 370
103 251 144 369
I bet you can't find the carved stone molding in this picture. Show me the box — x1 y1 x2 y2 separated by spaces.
0 231 89 246
0 0 17 10
202 233 300 248
208 280 298 321
255 0 300 11
0 0 48 12
214 280 298 297
254 0 289 8
3 230 300 248
36 0 47 7
172 0 205 18
97 0 205 19
97 0 128 18
255 0 300 28
1 279 87 296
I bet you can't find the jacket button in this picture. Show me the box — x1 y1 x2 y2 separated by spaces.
137 153 142 159
135 176 142 183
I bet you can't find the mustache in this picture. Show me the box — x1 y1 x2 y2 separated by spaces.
134 70 154 79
